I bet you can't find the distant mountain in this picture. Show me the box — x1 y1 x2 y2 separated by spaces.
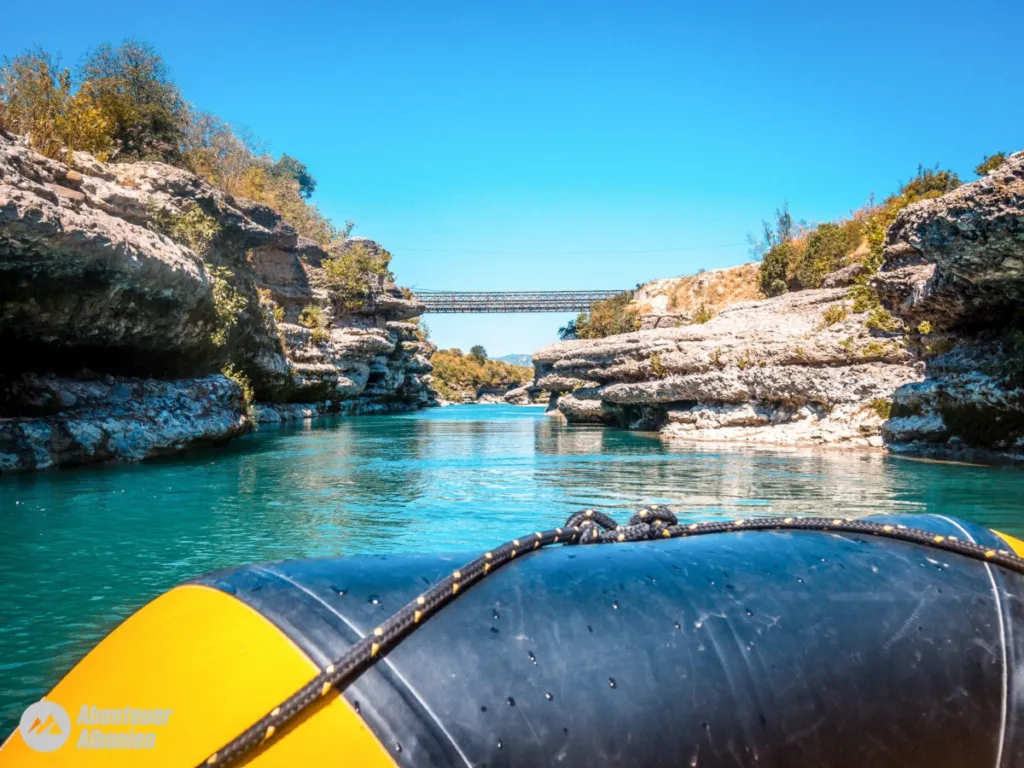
495 354 533 368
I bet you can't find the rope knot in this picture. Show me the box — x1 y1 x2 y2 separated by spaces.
563 506 679 545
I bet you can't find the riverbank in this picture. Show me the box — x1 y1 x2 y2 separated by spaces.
533 151 1024 463
0 132 437 473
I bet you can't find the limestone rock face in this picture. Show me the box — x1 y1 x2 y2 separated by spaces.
533 288 921 446
882 343 1024 462
0 374 248 472
0 134 437 470
0 132 220 369
875 151 1024 329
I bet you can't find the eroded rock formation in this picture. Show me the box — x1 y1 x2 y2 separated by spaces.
535 289 918 447
0 132 435 471
875 151 1024 330
533 151 1024 461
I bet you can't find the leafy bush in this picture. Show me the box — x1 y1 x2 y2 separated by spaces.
865 306 902 333
693 303 714 324
310 327 330 344
557 319 578 340
818 303 848 329
221 364 255 422
149 201 220 256
755 164 962 300
572 292 640 339
469 345 488 362
975 153 1006 176
321 241 394 312
210 267 248 346
867 398 892 420
78 41 187 164
1 41 354 246
298 305 324 329
752 203 798 296
0 49 114 160
793 220 863 289
429 348 532 401
917 320 933 335
650 352 668 378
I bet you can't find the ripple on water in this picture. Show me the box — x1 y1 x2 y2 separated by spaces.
1 404 1024 734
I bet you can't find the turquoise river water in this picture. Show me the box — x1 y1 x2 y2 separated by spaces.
3 404 1024 735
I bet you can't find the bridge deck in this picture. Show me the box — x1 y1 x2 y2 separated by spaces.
416 290 629 313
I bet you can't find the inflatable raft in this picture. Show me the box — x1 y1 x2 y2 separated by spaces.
3 512 1024 768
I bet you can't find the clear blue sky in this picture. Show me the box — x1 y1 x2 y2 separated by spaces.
3 0 1021 355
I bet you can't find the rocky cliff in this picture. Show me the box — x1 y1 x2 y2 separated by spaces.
0 131 435 472
534 151 1024 462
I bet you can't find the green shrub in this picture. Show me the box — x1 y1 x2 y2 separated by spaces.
149 201 220 257
917 320 933 335
0 49 114 161
792 220 863 289
693 303 714 324
867 398 892 420
572 292 640 339
2 41 356 248
321 241 394 312
469 345 488 362
650 352 668 378
861 341 892 360
310 327 330 344
210 267 247 346
754 164 962 302
753 203 798 296
818 303 848 329
839 336 855 359
865 306 901 333
975 153 1006 176
78 41 187 164
558 319 578 340
273 306 285 324
298 304 324 329
849 282 877 314
221 364 255 422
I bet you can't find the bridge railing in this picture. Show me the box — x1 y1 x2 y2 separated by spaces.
415 290 630 313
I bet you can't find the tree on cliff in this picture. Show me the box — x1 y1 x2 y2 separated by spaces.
569 292 640 339
322 241 395 312
0 50 114 160
1 41 352 247
975 153 1007 176
557 320 578 340
754 164 962 298
469 345 488 362
79 41 187 164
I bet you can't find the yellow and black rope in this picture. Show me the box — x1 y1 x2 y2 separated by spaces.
197 509 1024 767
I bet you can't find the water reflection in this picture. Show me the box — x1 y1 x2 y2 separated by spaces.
1 404 1023 733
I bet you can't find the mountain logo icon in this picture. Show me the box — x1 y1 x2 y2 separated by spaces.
19 701 70 752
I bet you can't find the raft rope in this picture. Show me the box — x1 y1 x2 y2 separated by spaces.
198 509 1024 767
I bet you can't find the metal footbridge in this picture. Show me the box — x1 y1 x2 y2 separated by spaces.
415 290 629 313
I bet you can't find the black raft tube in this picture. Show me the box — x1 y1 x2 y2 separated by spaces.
195 514 1024 768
